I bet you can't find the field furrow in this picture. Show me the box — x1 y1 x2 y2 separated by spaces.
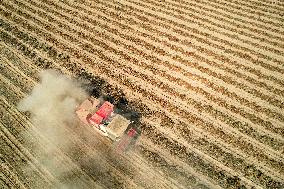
1 0 283 188
1 24 282 188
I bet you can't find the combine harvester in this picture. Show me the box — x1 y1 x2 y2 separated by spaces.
76 96 138 152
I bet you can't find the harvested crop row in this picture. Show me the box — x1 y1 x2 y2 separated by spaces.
11 0 284 141
0 126 53 188
0 41 212 188
0 1 282 162
0 14 282 189
2 2 282 162
0 97 107 189
0 60 175 186
1 0 283 188
1 56 282 188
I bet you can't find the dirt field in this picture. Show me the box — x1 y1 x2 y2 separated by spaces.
0 0 283 188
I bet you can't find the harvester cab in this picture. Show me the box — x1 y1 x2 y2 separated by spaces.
75 96 138 151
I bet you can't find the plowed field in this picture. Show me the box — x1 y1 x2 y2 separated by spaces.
1 0 283 188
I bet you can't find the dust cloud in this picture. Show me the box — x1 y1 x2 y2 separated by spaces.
18 69 87 130
17 70 139 188
17 70 97 188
